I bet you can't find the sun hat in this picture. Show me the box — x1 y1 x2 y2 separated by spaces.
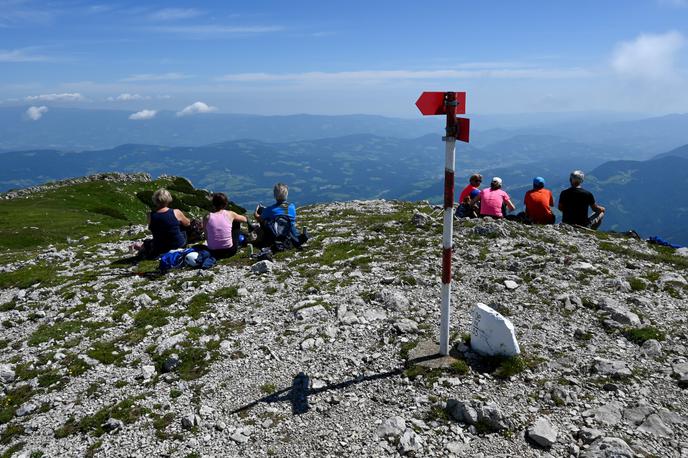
491 177 502 185
185 251 200 267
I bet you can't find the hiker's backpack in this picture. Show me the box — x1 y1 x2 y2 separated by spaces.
159 248 194 271
266 214 301 252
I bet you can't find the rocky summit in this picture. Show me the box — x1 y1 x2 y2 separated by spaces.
1 177 688 457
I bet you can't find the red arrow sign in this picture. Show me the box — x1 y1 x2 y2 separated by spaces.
415 91 466 115
457 117 470 143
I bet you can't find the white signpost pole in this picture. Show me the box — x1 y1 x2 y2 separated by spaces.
439 92 458 356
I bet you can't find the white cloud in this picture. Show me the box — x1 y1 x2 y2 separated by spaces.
149 8 202 21
25 105 48 121
25 92 85 102
216 67 592 83
176 101 217 117
0 48 52 62
121 72 190 82
150 24 283 37
107 93 151 101
612 31 685 80
129 109 157 120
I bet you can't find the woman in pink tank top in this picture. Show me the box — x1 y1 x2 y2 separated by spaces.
203 193 248 258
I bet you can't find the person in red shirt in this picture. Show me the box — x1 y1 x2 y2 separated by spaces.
458 174 483 203
524 176 555 224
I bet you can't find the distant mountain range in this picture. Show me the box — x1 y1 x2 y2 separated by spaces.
1 107 686 158
1 109 687 244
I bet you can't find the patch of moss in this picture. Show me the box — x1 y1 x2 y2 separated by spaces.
185 294 210 320
628 277 647 291
0 263 60 289
55 396 148 438
213 287 238 300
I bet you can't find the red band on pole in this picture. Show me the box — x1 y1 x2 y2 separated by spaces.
442 247 452 284
443 169 455 209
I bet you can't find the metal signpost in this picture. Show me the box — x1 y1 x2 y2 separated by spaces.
415 91 470 356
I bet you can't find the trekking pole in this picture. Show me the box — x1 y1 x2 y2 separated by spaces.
440 92 457 356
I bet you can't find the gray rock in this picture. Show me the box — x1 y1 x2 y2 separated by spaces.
0 364 15 383
446 399 479 425
473 223 507 238
377 416 406 438
623 402 654 425
592 358 632 378
504 280 519 290
230 429 250 443
411 212 430 227
250 260 274 274
141 365 156 380
15 402 37 417
578 427 603 444
398 429 421 454
527 417 557 448
181 413 200 430
294 304 328 321
215 420 226 431
598 298 640 326
393 318 419 334
583 402 623 426
637 414 673 437
476 402 508 432
103 418 123 433
641 339 662 357
581 437 634 458
376 290 410 311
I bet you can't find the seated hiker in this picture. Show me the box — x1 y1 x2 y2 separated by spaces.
251 182 307 249
455 189 480 218
458 173 483 203
558 170 605 229
524 176 555 224
475 177 515 218
203 192 248 259
133 188 191 258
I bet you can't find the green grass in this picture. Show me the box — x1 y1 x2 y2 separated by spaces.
213 286 239 300
54 396 148 438
0 263 61 289
133 307 169 328
87 341 125 365
260 383 277 394
185 294 210 320
0 176 215 252
599 241 688 269
0 385 34 424
628 277 647 291
0 423 24 445
623 326 666 345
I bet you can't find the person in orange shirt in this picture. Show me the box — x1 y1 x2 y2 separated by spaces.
524 176 555 224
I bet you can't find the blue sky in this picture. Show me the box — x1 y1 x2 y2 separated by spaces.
2 0 688 117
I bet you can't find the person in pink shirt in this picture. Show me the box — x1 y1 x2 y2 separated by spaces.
203 192 248 259
476 177 515 218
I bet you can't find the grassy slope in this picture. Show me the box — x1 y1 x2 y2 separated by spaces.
0 176 244 253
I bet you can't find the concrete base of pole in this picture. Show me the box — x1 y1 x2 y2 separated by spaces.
406 339 461 369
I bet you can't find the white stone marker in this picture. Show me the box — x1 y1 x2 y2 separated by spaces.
470 303 520 356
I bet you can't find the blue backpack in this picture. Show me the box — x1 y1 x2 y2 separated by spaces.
159 248 194 271
265 214 301 252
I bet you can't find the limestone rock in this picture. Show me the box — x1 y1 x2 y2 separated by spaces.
250 260 274 274
527 417 557 447
637 414 673 437
377 416 406 438
592 358 632 378
0 364 15 384
470 303 520 356
581 437 634 458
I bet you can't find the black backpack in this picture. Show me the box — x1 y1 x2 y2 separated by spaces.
265 214 302 252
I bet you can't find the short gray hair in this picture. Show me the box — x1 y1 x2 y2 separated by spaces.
273 182 288 202
570 170 585 186
152 188 173 208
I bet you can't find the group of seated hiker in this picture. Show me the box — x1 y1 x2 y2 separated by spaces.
455 169 606 229
132 182 307 263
